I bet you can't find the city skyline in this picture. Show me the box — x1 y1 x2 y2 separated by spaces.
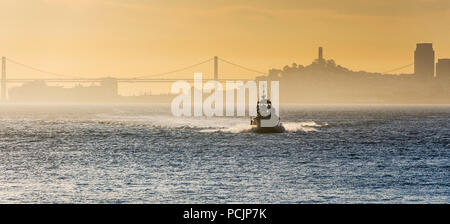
2 42 449 97
1 0 449 82
4 44 450 104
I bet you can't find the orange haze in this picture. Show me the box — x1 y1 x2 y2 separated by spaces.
1 0 449 95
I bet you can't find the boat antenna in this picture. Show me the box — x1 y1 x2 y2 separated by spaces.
262 85 266 100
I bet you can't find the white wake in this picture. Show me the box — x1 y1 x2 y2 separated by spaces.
200 121 326 133
95 114 326 133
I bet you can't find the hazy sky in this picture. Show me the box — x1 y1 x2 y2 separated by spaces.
1 0 449 94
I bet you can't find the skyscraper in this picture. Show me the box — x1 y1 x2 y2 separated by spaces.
414 43 435 79
436 58 450 80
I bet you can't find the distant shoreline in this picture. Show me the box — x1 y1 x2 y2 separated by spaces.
2 102 450 106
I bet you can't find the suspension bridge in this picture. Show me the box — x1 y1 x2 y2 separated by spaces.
0 53 415 102
0 56 266 101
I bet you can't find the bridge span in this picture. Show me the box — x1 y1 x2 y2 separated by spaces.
0 56 264 101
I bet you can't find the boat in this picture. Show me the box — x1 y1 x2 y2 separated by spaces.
250 90 284 133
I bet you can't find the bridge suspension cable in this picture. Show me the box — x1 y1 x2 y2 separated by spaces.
5 57 87 79
218 57 267 75
382 63 413 74
3 56 266 80
130 57 214 79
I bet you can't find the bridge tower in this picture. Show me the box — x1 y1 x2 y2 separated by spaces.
1 57 5 102
214 56 218 81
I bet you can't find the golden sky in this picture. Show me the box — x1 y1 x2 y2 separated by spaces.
1 0 449 94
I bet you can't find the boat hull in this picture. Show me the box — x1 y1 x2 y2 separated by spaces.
252 125 285 133
251 117 284 133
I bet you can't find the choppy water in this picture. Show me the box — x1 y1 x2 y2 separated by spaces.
0 104 449 203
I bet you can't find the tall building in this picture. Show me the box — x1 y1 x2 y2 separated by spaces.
436 58 450 80
317 47 325 64
319 47 323 60
414 43 435 79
